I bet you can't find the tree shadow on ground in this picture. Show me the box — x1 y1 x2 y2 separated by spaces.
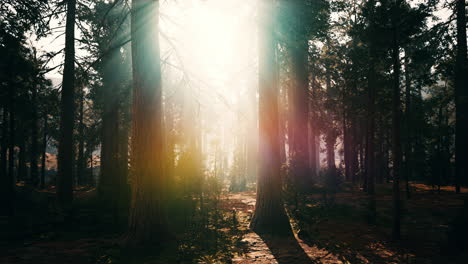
257 233 319 264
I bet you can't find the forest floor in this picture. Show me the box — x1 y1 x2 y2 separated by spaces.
225 183 468 264
0 183 467 264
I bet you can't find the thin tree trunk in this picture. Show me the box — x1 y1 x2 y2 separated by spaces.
7 87 16 216
343 90 350 182
77 88 85 186
455 0 467 194
250 0 292 236
279 87 287 166
41 113 47 188
309 74 318 180
404 52 412 198
391 12 402 239
30 84 39 186
366 3 377 219
247 77 258 183
18 136 26 183
1 107 9 215
351 118 358 184
57 0 77 210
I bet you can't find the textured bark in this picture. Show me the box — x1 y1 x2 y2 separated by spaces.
125 0 170 246
455 0 467 194
250 0 292 236
57 0 76 209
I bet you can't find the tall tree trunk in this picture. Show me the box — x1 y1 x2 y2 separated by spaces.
391 10 402 239
41 113 48 188
279 87 287 166
350 117 358 184
326 132 337 194
119 114 129 188
125 0 170 246
455 0 467 194
98 55 121 206
164 104 174 192
57 0 76 209
250 0 292 236
1 107 9 215
404 51 412 198
366 35 376 224
309 74 318 180
289 1 311 191
343 91 350 182
30 84 39 186
376 118 384 184
247 79 258 183
7 87 16 216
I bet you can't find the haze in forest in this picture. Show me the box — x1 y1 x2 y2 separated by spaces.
0 0 467 263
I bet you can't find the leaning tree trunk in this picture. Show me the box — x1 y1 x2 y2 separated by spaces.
57 0 76 210
455 0 467 194
250 0 292 236
125 0 170 246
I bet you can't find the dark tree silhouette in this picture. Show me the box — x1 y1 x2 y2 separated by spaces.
57 0 77 210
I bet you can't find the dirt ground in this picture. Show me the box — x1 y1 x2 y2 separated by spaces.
1 183 467 264
226 184 468 264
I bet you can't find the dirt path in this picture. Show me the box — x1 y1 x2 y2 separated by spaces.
225 191 346 264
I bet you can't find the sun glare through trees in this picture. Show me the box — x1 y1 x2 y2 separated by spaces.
0 0 467 263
